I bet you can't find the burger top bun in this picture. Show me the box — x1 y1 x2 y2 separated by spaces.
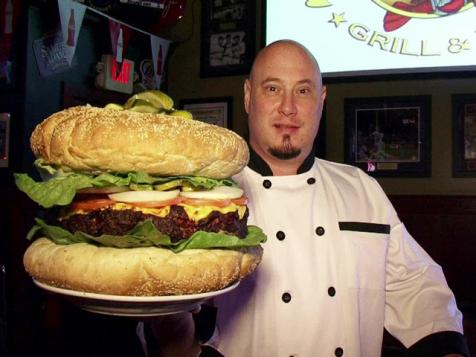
24 238 263 296
31 106 249 179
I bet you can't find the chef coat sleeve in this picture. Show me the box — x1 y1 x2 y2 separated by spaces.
407 330 469 356
383 207 469 355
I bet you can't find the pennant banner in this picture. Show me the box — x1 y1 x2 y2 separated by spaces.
54 1 171 89
108 19 132 65
57 0 86 65
150 35 169 89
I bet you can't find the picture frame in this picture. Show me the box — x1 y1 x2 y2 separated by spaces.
200 0 256 77
0 113 10 168
179 97 233 129
344 95 431 177
452 93 476 177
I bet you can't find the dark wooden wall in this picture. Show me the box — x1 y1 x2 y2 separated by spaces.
387 195 476 356
389 195 476 305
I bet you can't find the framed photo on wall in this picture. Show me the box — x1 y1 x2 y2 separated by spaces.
344 96 431 177
200 0 256 77
452 93 476 177
179 97 233 129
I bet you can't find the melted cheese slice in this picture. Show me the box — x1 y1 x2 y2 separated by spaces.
179 203 246 221
69 202 246 222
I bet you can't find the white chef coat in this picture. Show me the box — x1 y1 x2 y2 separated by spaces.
210 158 463 357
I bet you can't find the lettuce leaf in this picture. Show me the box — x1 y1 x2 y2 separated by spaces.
28 218 267 253
14 173 92 208
14 162 236 208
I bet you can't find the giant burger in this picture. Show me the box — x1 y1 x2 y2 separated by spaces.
15 96 266 296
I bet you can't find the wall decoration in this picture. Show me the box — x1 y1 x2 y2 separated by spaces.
33 30 77 77
0 113 10 168
452 93 476 177
180 97 233 129
200 0 255 77
57 0 87 65
0 0 21 88
344 95 431 177
53 1 170 88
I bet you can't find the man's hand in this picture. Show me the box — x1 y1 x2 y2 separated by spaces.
146 312 201 357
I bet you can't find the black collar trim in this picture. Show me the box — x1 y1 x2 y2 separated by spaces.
248 147 315 176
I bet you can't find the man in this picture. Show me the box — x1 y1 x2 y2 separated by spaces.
142 40 469 357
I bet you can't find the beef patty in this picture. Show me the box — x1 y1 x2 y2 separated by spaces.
59 205 249 243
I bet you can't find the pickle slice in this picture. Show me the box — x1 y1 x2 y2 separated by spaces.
124 90 174 110
169 110 193 120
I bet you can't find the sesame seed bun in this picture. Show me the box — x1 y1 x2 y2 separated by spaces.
24 238 263 296
30 106 249 179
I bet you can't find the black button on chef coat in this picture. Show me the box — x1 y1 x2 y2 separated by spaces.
315 226 325 236
335 347 344 356
276 231 286 241
263 179 272 189
282 292 292 303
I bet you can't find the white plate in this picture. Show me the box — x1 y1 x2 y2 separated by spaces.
33 279 239 317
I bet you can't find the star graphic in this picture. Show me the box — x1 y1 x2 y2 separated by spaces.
328 12 347 28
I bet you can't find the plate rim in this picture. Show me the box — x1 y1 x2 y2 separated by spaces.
33 279 240 303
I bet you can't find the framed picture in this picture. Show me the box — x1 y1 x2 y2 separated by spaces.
0 113 10 168
344 96 431 177
179 97 233 129
200 0 256 77
452 93 476 177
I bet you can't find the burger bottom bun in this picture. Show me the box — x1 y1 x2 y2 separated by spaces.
23 238 263 296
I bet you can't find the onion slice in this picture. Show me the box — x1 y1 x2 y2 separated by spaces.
108 190 180 203
180 198 232 207
179 186 243 200
127 197 183 208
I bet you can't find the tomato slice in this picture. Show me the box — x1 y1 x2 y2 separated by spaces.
180 198 232 208
231 196 248 206
70 198 115 211
128 196 184 208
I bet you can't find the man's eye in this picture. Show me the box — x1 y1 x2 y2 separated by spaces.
298 88 310 94
265 85 278 93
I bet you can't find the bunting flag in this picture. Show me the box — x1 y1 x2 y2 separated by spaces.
53 1 171 91
57 0 86 65
150 35 169 89
108 19 132 71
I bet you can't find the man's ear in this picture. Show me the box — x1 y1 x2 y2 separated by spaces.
321 85 327 103
243 79 251 114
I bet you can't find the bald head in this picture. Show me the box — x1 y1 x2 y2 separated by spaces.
250 40 323 88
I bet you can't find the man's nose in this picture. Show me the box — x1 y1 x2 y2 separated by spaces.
278 92 297 117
